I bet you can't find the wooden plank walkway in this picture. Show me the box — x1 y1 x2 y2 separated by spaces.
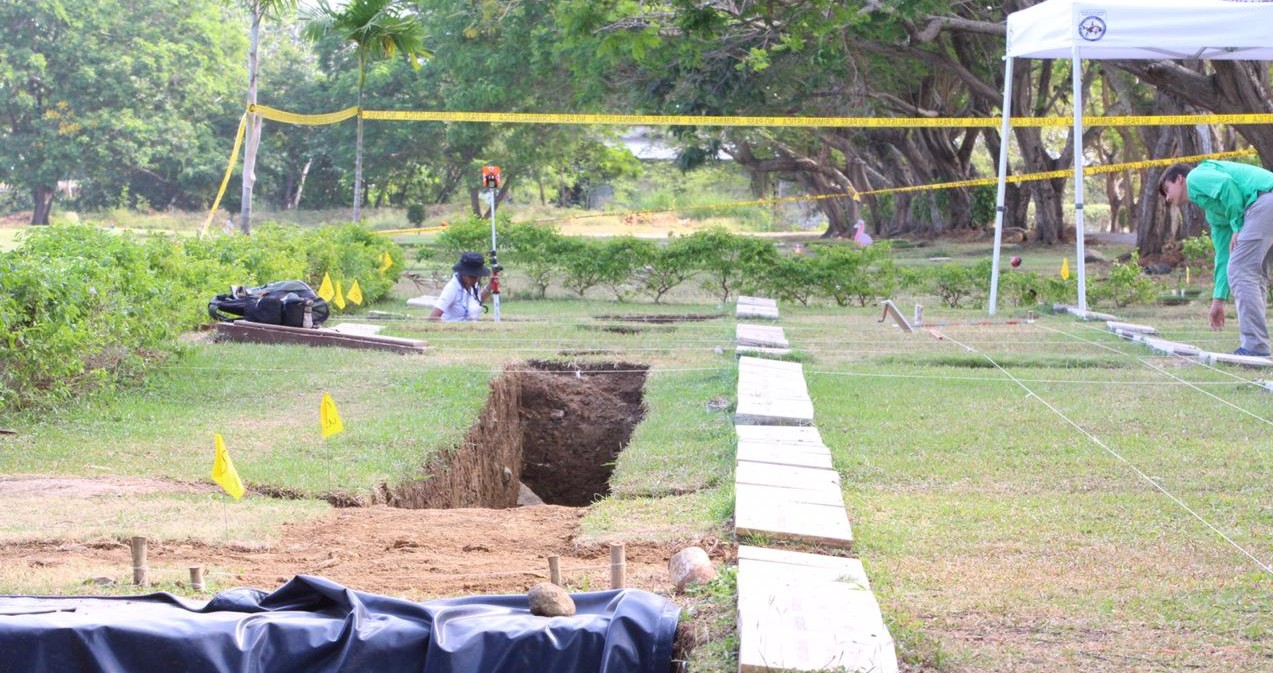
732 297 897 672
736 296 780 319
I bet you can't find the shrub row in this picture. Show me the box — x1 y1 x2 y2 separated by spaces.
0 223 400 412
428 217 1164 310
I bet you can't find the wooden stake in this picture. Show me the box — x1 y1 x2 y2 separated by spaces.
609 543 626 589
548 555 561 586
130 536 148 586
189 566 205 592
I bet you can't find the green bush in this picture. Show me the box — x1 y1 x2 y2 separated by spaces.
681 228 779 303
1088 251 1159 308
0 222 401 412
406 204 426 227
924 260 992 309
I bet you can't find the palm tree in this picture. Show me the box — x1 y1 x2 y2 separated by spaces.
238 0 298 236
301 0 428 223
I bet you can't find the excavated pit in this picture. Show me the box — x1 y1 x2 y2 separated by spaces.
379 361 648 509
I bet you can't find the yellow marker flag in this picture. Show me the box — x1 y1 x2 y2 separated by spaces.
318 273 335 302
333 279 347 310
211 433 245 500
1061 257 1071 280
347 279 364 305
379 251 393 273
320 392 344 439
1186 266 1191 284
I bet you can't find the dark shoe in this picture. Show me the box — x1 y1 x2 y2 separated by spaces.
1232 347 1272 357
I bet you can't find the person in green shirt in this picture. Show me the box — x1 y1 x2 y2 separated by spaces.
1160 160 1273 357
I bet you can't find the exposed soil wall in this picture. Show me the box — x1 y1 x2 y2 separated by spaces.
378 369 523 509
377 361 648 510
518 361 648 506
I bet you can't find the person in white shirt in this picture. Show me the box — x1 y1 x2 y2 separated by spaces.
429 252 492 322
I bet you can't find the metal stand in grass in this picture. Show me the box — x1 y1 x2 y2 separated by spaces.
482 164 503 322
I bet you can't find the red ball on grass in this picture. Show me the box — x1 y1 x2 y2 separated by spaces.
1010 256 1022 268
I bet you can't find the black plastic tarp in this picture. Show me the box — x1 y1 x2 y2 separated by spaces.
0 575 680 673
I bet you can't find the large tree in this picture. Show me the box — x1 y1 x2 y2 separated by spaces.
301 0 428 223
0 0 244 224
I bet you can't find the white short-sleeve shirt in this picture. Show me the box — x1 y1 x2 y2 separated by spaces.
434 274 483 322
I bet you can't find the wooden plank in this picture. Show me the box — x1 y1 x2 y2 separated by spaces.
738 545 870 590
738 559 897 673
737 295 778 308
1199 351 1273 367
734 345 793 357
735 399 815 426
214 321 427 354
736 460 840 491
736 324 788 348
878 299 914 334
735 425 824 445
736 443 833 470
735 482 845 508
736 305 780 320
735 496 852 547
1142 336 1201 356
739 356 804 375
1106 320 1157 335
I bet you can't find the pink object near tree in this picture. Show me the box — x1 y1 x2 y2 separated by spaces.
852 220 873 247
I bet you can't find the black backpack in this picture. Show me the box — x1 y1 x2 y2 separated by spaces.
208 280 330 327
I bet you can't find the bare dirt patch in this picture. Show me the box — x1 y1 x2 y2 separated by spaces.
595 314 724 324
0 505 727 600
0 476 213 498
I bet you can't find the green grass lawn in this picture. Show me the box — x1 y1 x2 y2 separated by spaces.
4 227 1266 671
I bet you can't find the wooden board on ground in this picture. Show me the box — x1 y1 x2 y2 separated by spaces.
737 296 778 308
1056 304 1119 321
214 321 428 354
736 324 789 348
1106 320 1157 335
738 550 897 673
735 494 853 548
1199 351 1273 367
735 482 845 508
736 304 780 320
736 443 833 470
738 545 869 589
734 345 793 357
735 396 815 426
878 299 914 334
735 425 825 446
739 356 804 376
1143 336 1201 356
736 460 840 491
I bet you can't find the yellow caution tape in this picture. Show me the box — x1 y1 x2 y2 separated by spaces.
200 113 249 239
373 224 450 236
252 104 1273 129
530 148 1259 226
253 105 360 126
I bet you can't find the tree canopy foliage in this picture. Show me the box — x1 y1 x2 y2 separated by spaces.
2 0 1271 253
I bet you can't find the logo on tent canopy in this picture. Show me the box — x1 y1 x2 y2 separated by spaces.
1078 13 1107 42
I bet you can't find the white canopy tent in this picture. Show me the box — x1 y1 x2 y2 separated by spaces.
988 0 1273 315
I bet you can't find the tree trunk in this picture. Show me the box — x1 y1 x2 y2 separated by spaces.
290 158 311 210
353 58 366 223
31 185 55 225
239 3 262 236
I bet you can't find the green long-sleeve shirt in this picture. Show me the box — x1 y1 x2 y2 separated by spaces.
1186 160 1273 300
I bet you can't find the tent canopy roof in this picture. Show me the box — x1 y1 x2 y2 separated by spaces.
1007 0 1273 61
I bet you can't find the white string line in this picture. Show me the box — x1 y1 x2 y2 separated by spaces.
803 368 1244 386
937 330 1273 577
1137 358 1273 427
1040 321 1273 388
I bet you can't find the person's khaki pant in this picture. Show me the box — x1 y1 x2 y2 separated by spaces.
1229 191 1273 354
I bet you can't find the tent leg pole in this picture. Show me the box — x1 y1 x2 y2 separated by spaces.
1072 46 1088 313
989 56 1015 316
